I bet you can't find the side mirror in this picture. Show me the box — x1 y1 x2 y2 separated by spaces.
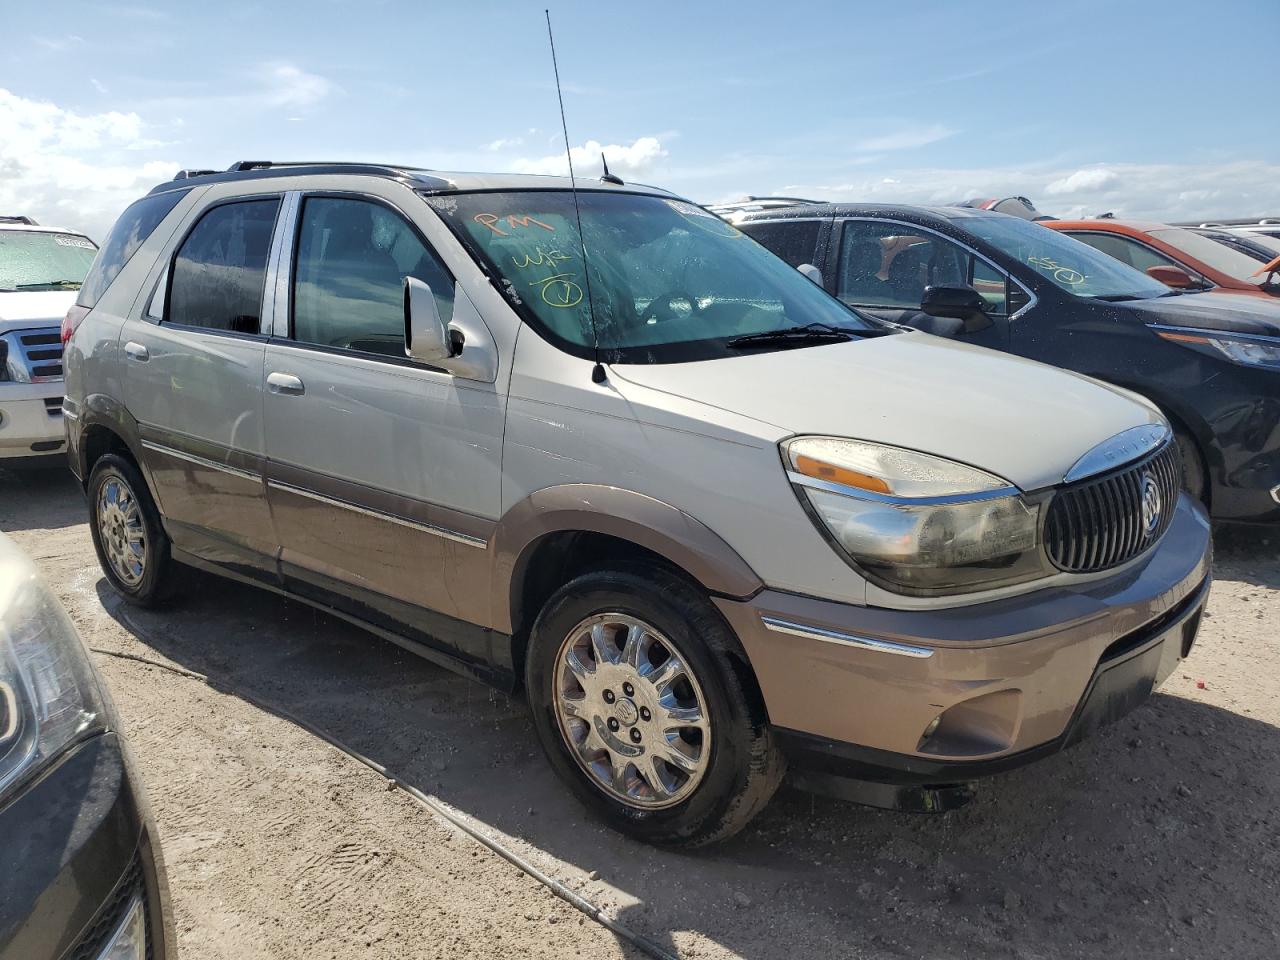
920 285 993 333
404 277 454 363
1146 265 1197 289
797 263 823 286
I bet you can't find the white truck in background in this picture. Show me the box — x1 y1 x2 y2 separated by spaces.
0 216 97 468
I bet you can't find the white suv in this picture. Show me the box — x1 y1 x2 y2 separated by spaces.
0 216 97 467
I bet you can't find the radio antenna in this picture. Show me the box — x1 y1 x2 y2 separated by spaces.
545 9 606 382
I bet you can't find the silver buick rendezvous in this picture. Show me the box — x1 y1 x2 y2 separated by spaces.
62 161 1211 846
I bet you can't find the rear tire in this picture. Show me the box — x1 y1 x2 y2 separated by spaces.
88 453 181 607
525 563 783 847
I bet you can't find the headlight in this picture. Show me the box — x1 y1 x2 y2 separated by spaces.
784 437 1049 595
1154 326 1280 371
0 536 108 801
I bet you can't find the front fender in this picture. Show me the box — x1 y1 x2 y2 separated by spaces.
490 484 763 634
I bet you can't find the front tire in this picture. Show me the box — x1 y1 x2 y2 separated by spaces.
88 453 181 607
1174 428 1208 507
526 564 783 847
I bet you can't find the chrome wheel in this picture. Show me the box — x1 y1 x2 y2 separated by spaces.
98 475 147 587
553 613 711 809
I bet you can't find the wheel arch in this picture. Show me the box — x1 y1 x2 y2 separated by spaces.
492 484 764 670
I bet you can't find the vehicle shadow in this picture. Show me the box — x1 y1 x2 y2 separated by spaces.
0 466 85 532
93 568 1280 960
1213 523 1280 589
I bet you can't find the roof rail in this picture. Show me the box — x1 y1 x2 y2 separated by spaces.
0 215 39 225
225 160 429 173
147 161 457 198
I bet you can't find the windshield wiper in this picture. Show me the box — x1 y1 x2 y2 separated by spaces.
729 322 872 349
1092 294 1147 302
16 279 82 289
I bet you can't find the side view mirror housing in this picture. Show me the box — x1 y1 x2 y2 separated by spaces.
404 277 454 363
796 263 823 286
1146 265 1197 289
404 277 500 382
920 284 993 333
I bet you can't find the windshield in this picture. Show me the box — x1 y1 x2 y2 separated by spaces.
0 231 97 292
964 215 1170 301
1150 228 1275 284
428 190 880 363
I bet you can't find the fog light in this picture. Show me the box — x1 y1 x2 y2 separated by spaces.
97 896 146 960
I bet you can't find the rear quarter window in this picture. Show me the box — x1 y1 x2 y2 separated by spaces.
738 220 822 268
78 188 190 308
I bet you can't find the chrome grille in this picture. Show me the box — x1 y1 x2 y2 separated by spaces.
1045 440 1181 573
1 325 65 381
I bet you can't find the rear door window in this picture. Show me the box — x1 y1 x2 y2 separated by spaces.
78 189 189 308
167 198 280 334
1068 232 1178 274
739 220 821 268
836 221 968 308
291 196 454 358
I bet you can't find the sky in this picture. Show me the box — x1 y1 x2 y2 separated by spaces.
2 0 1277 240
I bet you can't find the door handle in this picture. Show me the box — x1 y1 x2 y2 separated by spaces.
124 341 149 362
267 372 305 396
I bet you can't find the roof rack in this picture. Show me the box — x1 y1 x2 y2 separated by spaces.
0 215 39 226
225 160 429 174
154 161 453 196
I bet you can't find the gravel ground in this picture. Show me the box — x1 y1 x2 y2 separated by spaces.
3 468 1277 960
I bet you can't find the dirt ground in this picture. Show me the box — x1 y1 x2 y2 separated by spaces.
3 468 1277 960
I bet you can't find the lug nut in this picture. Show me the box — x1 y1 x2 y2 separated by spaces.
608 718 620 731
630 728 642 743
640 707 651 721
603 690 615 704
623 682 635 697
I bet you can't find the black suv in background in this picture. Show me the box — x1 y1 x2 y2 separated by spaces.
0 533 173 960
741 204 1280 524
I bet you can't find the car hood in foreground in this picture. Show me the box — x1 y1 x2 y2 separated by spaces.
1121 291 1280 337
609 331 1163 492
0 290 77 333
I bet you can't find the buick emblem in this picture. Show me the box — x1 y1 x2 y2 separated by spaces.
1140 473 1162 537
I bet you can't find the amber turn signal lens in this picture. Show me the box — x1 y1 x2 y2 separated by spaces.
1154 329 1209 345
793 454 892 494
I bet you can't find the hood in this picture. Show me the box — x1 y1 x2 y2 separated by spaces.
1121 291 1280 337
0 290 77 334
610 331 1163 492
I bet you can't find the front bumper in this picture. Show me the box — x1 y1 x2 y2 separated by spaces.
715 495 1212 789
0 388 66 461
0 733 174 960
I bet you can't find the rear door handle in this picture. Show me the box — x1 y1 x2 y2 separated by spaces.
124 341 149 362
267 372 305 396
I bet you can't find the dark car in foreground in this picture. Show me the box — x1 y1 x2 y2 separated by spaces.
0 532 173 960
740 204 1280 523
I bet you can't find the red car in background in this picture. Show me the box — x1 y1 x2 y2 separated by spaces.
1047 218 1280 300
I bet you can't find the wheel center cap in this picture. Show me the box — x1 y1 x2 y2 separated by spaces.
613 698 639 727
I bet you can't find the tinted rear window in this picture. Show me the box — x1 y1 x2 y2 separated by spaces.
739 220 821 268
168 199 280 333
77 189 189 308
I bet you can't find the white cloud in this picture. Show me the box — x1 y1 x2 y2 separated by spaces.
33 35 85 52
1045 167 1120 195
262 64 332 108
89 78 109 95
0 88 177 239
484 136 524 152
776 160 1280 223
852 124 956 153
512 136 667 178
